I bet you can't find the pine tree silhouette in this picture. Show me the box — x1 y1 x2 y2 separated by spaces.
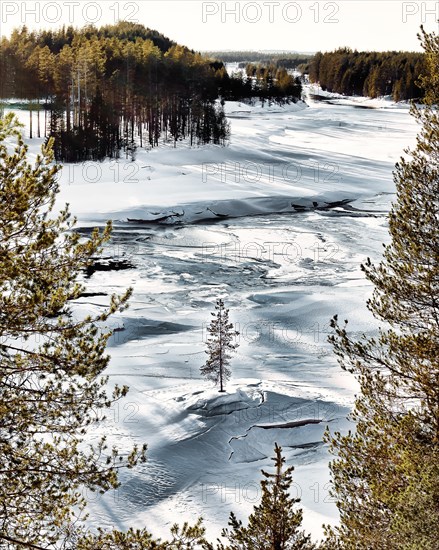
201 299 239 392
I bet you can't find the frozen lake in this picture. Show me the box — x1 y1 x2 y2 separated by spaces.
14 90 419 541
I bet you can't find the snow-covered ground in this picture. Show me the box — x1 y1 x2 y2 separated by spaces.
5 88 419 542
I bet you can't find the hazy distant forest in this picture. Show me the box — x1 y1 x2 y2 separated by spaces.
205 48 425 101
203 50 313 67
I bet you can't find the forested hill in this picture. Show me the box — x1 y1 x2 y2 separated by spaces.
0 23 302 162
308 48 425 101
3 22 177 55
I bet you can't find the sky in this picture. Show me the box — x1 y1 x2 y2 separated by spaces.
0 1 438 52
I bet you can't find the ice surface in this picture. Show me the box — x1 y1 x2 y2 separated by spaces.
5 88 419 542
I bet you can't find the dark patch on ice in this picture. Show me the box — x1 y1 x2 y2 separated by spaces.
291 198 353 212
290 198 389 219
206 207 229 218
309 94 343 102
197 402 255 418
248 292 295 305
77 291 107 298
309 95 377 109
254 418 323 429
289 441 324 450
108 318 195 346
352 104 377 110
85 257 136 278
128 209 185 224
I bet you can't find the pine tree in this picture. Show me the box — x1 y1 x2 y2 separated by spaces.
200 299 239 392
325 28 439 549
0 113 146 547
75 518 212 549
220 443 315 550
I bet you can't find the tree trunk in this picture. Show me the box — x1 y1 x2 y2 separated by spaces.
37 101 40 138
219 312 225 392
29 103 32 139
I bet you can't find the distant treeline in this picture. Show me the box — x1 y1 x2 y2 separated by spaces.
204 50 313 68
307 48 425 100
233 63 302 104
0 24 302 162
226 62 302 106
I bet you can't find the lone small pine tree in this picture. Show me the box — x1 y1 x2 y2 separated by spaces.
201 299 238 392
